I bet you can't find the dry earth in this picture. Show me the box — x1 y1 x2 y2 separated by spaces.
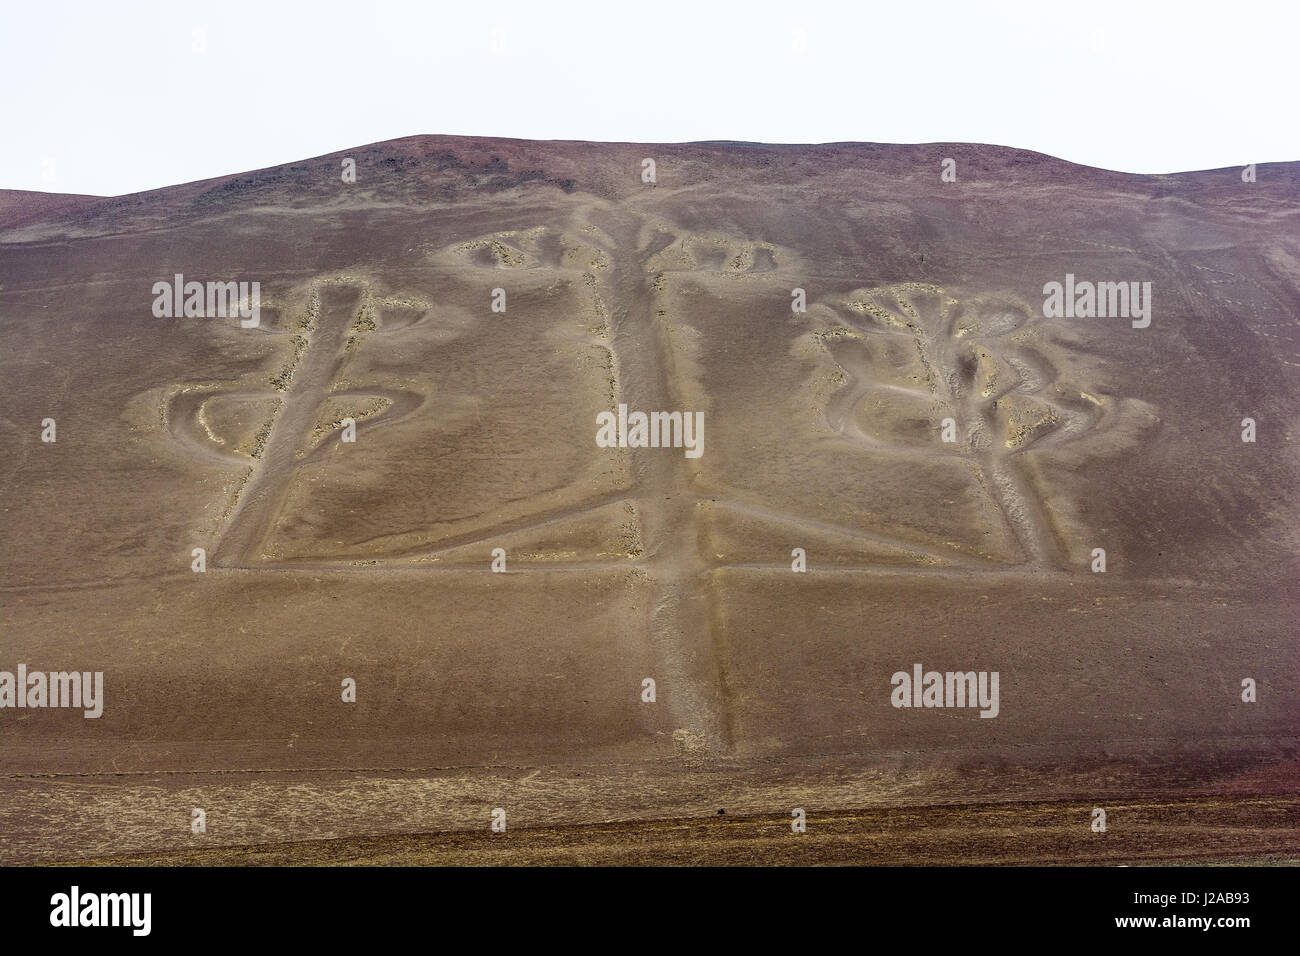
0 137 1296 864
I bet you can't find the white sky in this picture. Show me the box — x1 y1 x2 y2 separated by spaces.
2 0 1295 196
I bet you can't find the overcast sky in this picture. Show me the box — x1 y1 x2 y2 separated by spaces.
2 0 1295 196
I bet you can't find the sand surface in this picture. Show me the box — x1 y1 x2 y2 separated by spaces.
1 137 1297 864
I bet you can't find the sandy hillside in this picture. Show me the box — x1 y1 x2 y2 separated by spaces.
0 136 1296 864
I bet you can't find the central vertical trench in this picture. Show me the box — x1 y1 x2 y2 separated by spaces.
597 211 730 755
216 285 360 567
